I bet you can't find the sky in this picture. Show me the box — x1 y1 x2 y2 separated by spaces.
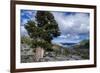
21 10 90 44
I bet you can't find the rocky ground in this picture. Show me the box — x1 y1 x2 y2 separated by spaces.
21 44 89 63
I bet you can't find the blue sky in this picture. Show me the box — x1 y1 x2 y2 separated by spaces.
21 10 90 44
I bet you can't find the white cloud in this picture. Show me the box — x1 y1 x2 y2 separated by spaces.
20 26 28 36
58 34 79 40
52 34 81 43
21 18 28 25
51 12 90 43
52 12 90 35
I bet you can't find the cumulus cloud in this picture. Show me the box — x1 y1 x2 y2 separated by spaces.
21 18 28 26
52 12 90 35
52 34 81 44
20 26 28 36
51 12 90 43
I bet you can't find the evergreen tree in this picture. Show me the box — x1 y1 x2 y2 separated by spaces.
25 11 60 61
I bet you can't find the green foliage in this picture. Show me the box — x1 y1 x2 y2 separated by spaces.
74 39 89 49
81 54 89 59
74 48 89 59
36 11 57 27
24 11 60 50
36 11 60 37
24 21 37 38
31 39 52 50
63 49 70 56
80 39 89 48
21 36 31 45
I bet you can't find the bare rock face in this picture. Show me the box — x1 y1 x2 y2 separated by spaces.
21 44 35 63
21 44 34 56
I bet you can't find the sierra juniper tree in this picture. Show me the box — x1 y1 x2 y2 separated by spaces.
25 11 60 61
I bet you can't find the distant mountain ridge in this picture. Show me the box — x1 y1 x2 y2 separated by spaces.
73 39 89 49
58 39 89 49
58 42 77 48
61 42 77 46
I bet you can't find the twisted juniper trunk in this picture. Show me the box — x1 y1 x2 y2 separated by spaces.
35 47 44 62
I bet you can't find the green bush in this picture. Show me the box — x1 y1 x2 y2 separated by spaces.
21 36 31 45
